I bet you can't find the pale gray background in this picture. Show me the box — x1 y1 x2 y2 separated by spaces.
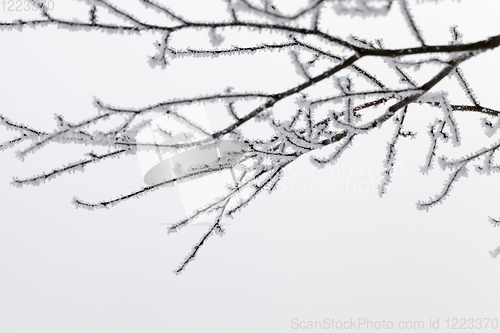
1 1 500 332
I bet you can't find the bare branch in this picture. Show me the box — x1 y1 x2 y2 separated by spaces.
2 1 500 272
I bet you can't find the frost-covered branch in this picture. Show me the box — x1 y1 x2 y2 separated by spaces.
2 0 500 273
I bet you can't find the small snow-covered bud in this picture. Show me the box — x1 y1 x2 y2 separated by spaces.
449 25 463 45
481 117 500 138
208 28 225 47
489 217 500 228
489 245 500 259
295 93 310 110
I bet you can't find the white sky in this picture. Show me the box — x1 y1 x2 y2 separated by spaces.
1 1 500 332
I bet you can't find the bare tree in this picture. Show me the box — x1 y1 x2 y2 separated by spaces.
1 0 500 273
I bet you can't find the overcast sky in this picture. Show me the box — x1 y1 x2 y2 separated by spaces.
1 1 500 332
